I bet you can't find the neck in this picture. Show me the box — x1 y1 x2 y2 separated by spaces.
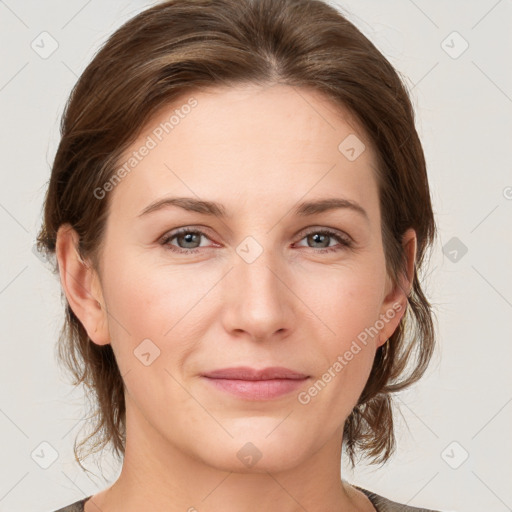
90 398 369 512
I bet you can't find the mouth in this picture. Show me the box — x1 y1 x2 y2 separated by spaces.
201 366 310 401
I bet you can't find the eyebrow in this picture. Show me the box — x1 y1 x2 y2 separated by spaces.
138 196 369 223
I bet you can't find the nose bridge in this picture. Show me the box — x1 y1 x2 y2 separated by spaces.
237 236 285 306
223 234 293 339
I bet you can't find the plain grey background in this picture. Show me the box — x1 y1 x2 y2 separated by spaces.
0 1 511 511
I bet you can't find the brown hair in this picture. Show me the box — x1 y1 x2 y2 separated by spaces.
36 0 437 470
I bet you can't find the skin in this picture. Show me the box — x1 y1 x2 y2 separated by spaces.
56 83 416 512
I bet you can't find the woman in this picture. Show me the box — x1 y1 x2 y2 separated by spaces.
37 0 441 510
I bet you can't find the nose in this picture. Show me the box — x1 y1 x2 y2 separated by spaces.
221 244 296 342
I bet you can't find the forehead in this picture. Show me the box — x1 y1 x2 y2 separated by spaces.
109 83 380 222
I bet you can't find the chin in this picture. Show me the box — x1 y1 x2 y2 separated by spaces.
189 421 315 474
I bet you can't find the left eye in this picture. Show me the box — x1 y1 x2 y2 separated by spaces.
294 229 352 253
161 227 352 254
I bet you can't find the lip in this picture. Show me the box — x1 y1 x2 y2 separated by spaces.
201 366 310 400
202 366 308 380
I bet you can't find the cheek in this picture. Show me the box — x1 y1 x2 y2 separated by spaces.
102 249 193 326
295 263 384 401
101 239 386 377
298 261 385 344
100 252 216 366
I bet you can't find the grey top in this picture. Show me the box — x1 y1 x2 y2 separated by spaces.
51 486 441 511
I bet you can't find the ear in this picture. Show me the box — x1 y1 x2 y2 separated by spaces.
376 228 417 348
55 224 110 345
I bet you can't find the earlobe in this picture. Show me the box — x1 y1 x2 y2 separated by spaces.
377 228 417 348
55 224 110 345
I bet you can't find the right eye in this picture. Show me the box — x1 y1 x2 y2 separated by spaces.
160 227 214 254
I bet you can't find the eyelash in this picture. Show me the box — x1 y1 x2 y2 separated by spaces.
160 227 353 255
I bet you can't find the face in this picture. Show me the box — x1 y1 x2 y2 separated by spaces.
60 83 414 474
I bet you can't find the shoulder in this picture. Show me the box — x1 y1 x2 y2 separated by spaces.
48 490 445 512
50 496 90 512
355 485 443 512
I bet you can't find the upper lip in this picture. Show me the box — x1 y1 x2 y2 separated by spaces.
202 366 309 380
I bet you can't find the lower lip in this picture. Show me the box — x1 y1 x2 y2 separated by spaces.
202 377 308 400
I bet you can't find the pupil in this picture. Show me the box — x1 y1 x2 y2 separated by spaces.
310 233 328 248
182 233 198 247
